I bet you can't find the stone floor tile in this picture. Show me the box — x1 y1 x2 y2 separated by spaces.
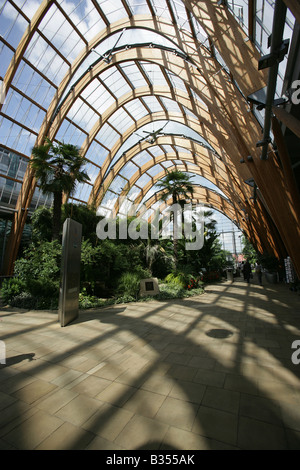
140 373 175 396
70 375 112 397
35 421 95 450
192 405 238 446
202 386 240 414
12 379 58 404
161 426 210 450
154 396 199 431
82 403 134 441
237 416 288 450
35 387 79 414
2 410 63 450
1 279 300 449
95 381 137 406
239 393 282 426
85 435 126 450
168 380 206 404
54 395 103 426
123 389 166 418
114 415 169 450
193 369 226 388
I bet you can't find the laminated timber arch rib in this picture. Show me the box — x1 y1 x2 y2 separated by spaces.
1 0 300 277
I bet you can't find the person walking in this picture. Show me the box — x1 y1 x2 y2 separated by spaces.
243 260 252 283
255 262 263 286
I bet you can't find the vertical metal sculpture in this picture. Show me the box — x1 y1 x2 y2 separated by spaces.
58 218 82 327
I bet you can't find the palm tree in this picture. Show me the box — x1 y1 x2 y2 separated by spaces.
30 138 90 241
156 170 194 267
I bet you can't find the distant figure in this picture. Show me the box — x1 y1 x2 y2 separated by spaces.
255 262 263 286
243 260 251 283
240 262 245 279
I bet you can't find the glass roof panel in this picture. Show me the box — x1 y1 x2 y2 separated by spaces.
67 99 100 132
58 0 106 42
81 79 115 114
10 0 39 20
96 0 128 22
227 0 249 36
108 108 135 135
141 62 169 88
127 185 141 201
81 161 99 185
109 175 128 194
171 0 192 34
0 1 28 48
95 122 120 149
39 4 85 63
146 164 164 177
0 116 36 155
2 89 45 134
85 141 108 167
125 0 149 15
132 151 153 166
24 33 69 86
12 62 55 109
135 173 151 188
124 99 148 120
0 43 14 75
119 63 148 89
141 96 164 113
152 0 172 21
100 67 132 98
55 121 87 148
72 181 93 202
119 161 138 179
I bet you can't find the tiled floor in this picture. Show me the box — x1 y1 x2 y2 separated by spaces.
1 277 300 450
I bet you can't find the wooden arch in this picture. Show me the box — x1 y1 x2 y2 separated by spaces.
2 2 300 277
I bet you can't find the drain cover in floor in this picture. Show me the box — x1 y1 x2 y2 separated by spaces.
205 328 233 339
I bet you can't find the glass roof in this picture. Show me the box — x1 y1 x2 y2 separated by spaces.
0 0 296 225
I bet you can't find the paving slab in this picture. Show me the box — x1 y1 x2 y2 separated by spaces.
1 279 300 449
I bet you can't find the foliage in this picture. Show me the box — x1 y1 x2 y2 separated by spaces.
30 206 53 242
165 271 203 290
155 282 185 299
62 203 100 245
12 241 61 305
30 138 90 240
257 252 280 272
1 277 26 305
117 271 143 299
155 170 194 267
241 236 257 264
156 170 194 204
201 271 221 283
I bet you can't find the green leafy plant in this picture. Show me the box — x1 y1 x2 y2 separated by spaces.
117 272 141 299
1 277 26 305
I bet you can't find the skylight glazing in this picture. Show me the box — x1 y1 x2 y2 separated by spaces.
0 0 297 246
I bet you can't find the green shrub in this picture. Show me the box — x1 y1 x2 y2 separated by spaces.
1 277 26 305
14 241 61 303
114 294 136 304
165 272 185 287
156 282 185 299
117 272 141 299
165 271 202 290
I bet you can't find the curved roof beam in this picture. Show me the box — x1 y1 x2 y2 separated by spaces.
92 109 247 185
105 154 244 219
139 185 241 230
109 159 233 217
115 154 232 206
134 179 274 255
92 134 250 207
47 48 260 160
183 0 268 95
